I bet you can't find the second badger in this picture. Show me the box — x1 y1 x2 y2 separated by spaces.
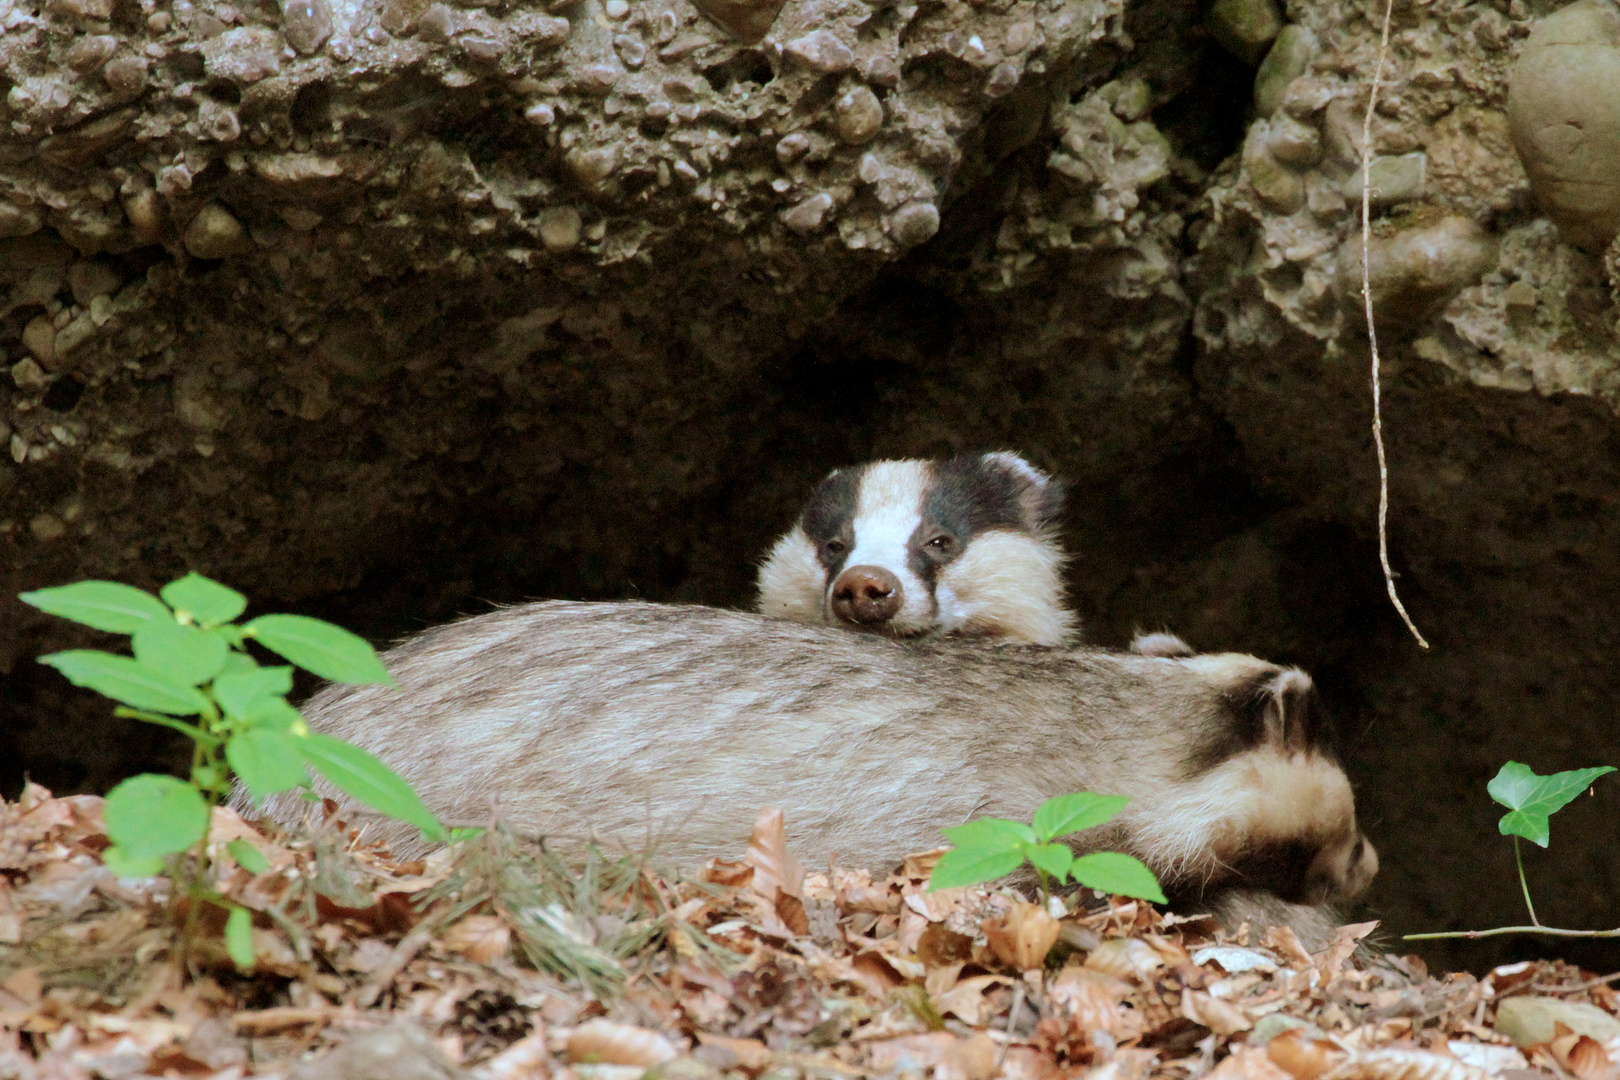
256 601 1377 913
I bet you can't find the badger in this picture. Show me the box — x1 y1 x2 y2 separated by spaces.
254 601 1377 916
755 452 1076 646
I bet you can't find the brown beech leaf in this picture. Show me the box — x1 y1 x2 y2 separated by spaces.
916 922 975 968
566 1020 681 1066
1181 987 1253 1037
1214 1045 1298 1080
441 914 511 964
481 1032 550 1080
1266 1028 1347 1080
984 901 1060 970
1551 1033 1612 1080
745 808 805 900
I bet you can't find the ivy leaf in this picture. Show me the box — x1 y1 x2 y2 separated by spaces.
299 733 446 842
226 838 271 875
160 573 248 627
226 729 309 803
245 615 395 686
104 774 209 858
40 650 210 715
224 906 255 970
928 846 1028 891
1072 852 1167 904
213 666 295 717
1488 762 1617 848
132 620 229 686
1032 793 1129 842
1024 841 1075 884
20 581 170 634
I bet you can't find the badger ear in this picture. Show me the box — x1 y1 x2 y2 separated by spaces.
1131 630 1195 658
1254 668 1316 754
979 451 1065 534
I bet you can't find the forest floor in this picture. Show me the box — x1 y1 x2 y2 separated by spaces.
2 783 1615 1080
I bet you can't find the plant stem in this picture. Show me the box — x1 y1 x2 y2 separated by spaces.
1406 926 1620 940
1515 835 1541 927
1033 867 1051 907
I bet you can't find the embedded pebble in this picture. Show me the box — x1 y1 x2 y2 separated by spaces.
784 29 853 73
775 131 810 162
525 102 556 126
66 35 119 72
605 0 628 15
887 201 939 247
944 32 986 63
11 357 48 392
198 98 241 141
1243 120 1303 211
199 27 282 82
1253 24 1316 117
779 191 833 233
576 63 622 93
1507 0 1620 251
985 62 1019 97
653 10 677 41
1004 19 1035 53
685 0 785 43
613 34 646 68
568 145 621 185
463 35 504 60
67 259 121 305
183 203 250 259
858 152 884 183
1503 279 1539 311
859 55 900 87
1341 152 1426 207
512 13 570 45
1265 114 1321 166
1207 0 1281 65
539 207 582 250
1336 213 1498 324
833 85 882 145
0 205 42 238
282 0 332 52
22 317 56 368
30 513 66 542
103 56 149 95
415 3 455 40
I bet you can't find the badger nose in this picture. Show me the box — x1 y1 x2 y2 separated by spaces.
830 566 903 625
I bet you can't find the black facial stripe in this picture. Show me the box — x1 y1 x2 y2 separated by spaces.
931 454 1029 536
1216 839 1321 904
799 466 863 577
1182 671 1334 777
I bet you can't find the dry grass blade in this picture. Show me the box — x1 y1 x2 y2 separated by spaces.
1361 0 1430 650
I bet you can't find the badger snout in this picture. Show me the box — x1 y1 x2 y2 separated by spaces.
830 565 904 626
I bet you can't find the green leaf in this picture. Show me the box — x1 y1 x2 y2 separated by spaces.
227 838 270 874
245 615 394 686
1071 852 1167 904
927 845 1028 891
299 733 445 842
940 817 1037 850
240 696 304 734
132 620 229 686
214 666 295 717
161 573 247 627
1488 762 1617 848
227 729 310 802
104 774 209 858
222 647 256 672
20 581 170 634
224 906 255 970
1031 793 1130 842
102 844 165 878
1024 841 1075 884
41 650 210 715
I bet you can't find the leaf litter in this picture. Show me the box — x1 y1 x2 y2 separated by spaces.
3 784 1618 1080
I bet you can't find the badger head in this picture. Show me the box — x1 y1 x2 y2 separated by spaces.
756 451 1075 645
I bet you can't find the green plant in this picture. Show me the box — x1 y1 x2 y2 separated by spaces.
1406 761 1616 941
21 573 452 968
926 792 1166 905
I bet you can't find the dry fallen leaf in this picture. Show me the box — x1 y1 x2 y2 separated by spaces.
480 1032 550 1080
442 915 512 964
1266 1028 1348 1080
1085 937 1166 981
984 902 1060 970
566 1020 681 1066
1182 988 1253 1037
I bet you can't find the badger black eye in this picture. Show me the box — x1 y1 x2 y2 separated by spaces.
821 539 846 557
924 534 958 556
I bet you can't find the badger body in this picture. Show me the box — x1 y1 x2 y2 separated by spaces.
756 452 1075 645
258 601 1376 912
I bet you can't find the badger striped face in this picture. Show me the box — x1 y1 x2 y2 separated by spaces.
756 452 1075 645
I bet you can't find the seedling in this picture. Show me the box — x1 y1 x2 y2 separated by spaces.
1407 761 1616 941
22 574 455 968
926 792 1166 905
